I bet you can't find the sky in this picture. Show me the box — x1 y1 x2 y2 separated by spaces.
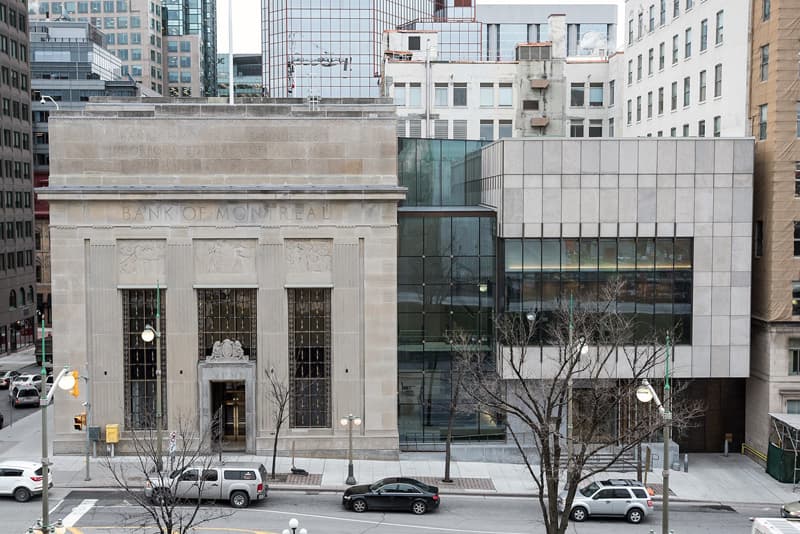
217 0 627 54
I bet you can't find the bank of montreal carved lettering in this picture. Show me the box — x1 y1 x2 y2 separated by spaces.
121 202 332 224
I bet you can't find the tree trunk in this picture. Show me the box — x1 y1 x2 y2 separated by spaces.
271 422 281 479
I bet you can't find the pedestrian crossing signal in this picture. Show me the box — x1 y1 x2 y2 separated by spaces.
73 412 86 431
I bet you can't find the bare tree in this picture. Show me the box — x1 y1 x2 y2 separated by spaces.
454 280 703 534
442 332 479 483
266 367 291 479
103 412 232 534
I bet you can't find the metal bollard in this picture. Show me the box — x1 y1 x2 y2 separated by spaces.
724 440 729 457
684 453 688 472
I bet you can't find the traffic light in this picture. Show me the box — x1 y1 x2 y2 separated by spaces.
70 370 80 398
73 412 86 431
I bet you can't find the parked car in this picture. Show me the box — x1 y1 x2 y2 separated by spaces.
342 477 440 515
558 480 652 524
0 460 51 502
145 463 268 509
10 386 40 408
8 375 41 397
0 370 19 389
781 499 800 518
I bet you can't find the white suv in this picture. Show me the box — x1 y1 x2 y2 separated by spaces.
0 461 50 502
8 375 41 397
558 479 653 524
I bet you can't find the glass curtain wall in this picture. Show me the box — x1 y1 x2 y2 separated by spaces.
265 0 434 97
503 237 692 344
397 137 500 446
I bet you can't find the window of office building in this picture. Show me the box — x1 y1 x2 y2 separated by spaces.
759 104 768 140
636 96 642 122
700 19 708 51
659 42 665 70
648 48 654 75
796 102 800 137
672 34 679 64
671 127 677 137
503 238 692 344
683 77 691 107
434 83 448 107
658 87 664 114
699 70 707 102
794 221 800 256
660 0 666 25
627 99 632 125
609 80 615 106
499 83 512 107
480 83 493 107
685 28 692 58
197 289 257 361
122 289 166 429
571 83 585 107
698 120 705 137
796 164 800 197
453 83 467 107
789 400 800 414
713 116 721 137
683 124 690 136
637 54 642 80
714 64 722 97
409 83 421 107
628 60 633 84
790 339 800 375
288 288 331 429
673 0 679 17
671 82 678 111
498 120 513 138
589 83 603 107
570 120 584 137
716 11 724 44
647 91 653 118
763 0 771 21
480 120 494 140
588 119 603 138
608 118 615 137
649 5 655 31
794 281 800 315
394 83 406 106
761 45 769 81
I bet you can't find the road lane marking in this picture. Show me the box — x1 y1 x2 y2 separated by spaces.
61 498 97 527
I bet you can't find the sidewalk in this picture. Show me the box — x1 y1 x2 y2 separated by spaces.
0 344 36 369
1 409 797 504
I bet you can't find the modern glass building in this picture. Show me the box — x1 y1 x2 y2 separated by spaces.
262 0 434 97
164 0 217 96
396 138 503 446
216 53 262 98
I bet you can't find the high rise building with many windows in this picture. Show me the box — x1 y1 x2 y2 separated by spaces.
262 0 434 98
0 0 36 353
163 0 216 96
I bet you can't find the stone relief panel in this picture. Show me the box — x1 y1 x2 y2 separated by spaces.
117 240 166 285
194 239 257 285
285 239 333 273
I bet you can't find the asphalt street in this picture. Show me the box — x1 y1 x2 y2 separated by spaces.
0 489 780 534
0 362 42 430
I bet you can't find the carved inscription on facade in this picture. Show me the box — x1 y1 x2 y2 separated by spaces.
118 240 166 276
195 240 256 274
285 239 333 273
120 202 332 224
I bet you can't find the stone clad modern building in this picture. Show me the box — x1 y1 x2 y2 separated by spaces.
41 99 402 455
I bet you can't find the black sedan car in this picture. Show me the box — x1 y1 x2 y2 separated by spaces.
342 477 439 515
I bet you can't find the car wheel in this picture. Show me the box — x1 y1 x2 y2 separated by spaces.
626 508 644 524
570 506 588 522
230 490 249 508
351 498 367 513
14 487 31 503
411 500 428 515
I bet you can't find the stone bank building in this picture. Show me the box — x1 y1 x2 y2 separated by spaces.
42 99 402 455
42 98 755 457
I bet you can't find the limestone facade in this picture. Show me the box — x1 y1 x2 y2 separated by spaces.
40 98 403 456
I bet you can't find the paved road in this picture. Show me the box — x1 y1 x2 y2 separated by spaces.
0 361 42 431
1 489 782 534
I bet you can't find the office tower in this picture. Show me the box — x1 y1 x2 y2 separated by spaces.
262 0 434 97
621 0 749 138
217 53 261 98
164 0 216 96
0 0 36 352
30 20 138 327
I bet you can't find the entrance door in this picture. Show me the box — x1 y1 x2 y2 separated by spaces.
210 381 246 451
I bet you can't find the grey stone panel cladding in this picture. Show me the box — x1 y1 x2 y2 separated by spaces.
481 138 754 379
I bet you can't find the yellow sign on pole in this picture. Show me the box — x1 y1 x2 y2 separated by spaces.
105 424 120 444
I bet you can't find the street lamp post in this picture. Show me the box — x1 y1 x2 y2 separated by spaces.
339 413 362 485
37 311 50 534
39 95 60 110
281 517 308 534
635 333 672 534
141 282 163 472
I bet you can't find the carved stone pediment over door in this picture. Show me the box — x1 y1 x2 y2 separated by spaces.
207 339 248 362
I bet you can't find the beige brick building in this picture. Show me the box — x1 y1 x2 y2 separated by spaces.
40 98 403 457
747 0 800 455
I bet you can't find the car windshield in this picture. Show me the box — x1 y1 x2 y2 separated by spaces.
369 479 387 491
580 482 600 497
